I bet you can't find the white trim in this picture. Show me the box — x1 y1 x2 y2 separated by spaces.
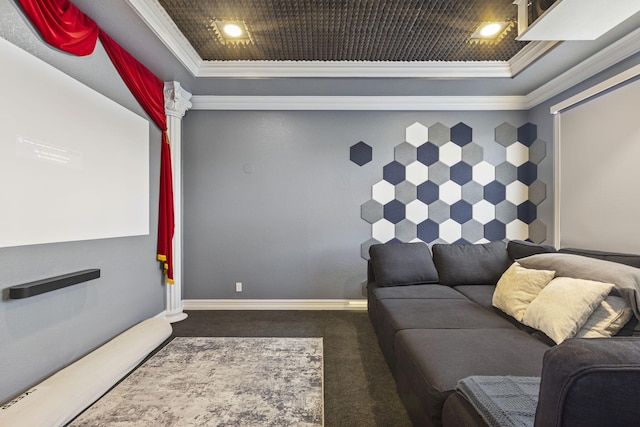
191 95 528 111
195 60 513 78
508 41 559 77
126 0 201 74
182 299 368 311
553 113 561 248
525 26 640 109
550 63 640 114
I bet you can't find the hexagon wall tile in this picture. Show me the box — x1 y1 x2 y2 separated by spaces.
360 121 549 258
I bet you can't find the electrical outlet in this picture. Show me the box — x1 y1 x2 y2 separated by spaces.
235 282 242 292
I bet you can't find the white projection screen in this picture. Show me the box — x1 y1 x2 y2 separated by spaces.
556 75 640 253
0 37 149 248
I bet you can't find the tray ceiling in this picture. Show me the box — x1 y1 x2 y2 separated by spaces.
156 0 529 62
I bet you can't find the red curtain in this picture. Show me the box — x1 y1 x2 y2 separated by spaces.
17 0 175 283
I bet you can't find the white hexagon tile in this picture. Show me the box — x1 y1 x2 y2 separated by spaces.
360 121 548 259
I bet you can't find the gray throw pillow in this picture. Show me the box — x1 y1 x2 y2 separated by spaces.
369 242 439 287
432 241 511 286
518 253 640 319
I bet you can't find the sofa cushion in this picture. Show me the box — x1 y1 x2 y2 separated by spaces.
432 242 511 286
395 329 550 427
452 285 496 310
576 295 633 338
373 284 465 301
377 298 515 372
535 338 640 427
507 240 556 261
518 253 640 319
522 277 613 344
369 242 439 287
492 262 556 322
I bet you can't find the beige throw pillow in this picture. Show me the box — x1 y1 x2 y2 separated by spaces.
577 295 633 338
522 277 613 344
492 262 556 321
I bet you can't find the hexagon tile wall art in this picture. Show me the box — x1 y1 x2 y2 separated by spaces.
360 121 548 259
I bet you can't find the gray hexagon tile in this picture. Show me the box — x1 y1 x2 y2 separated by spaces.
461 143 483 166
361 199 383 224
359 121 549 257
495 122 517 146
461 181 484 205
395 180 417 204
428 122 451 146
395 142 418 166
529 139 546 165
396 219 418 242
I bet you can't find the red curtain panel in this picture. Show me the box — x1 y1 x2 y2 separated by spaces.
17 0 175 283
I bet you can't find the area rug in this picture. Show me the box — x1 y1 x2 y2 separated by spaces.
69 337 324 426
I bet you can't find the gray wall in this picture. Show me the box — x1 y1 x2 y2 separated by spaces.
0 1 164 403
183 110 535 300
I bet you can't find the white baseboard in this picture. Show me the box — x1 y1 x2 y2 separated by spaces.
182 299 368 311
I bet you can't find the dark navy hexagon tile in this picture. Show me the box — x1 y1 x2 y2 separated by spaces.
417 219 439 243
417 180 439 204
350 141 372 166
450 200 473 224
517 201 537 224
383 161 406 185
517 123 537 146
417 142 439 166
450 161 473 185
451 122 473 146
517 161 537 185
484 181 506 205
484 219 506 241
384 200 406 224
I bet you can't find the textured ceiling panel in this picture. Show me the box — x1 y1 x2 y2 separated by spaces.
158 0 529 61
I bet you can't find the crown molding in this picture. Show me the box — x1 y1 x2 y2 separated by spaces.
524 26 640 109
190 95 528 111
126 0 202 74
195 60 513 78
508 41 559 76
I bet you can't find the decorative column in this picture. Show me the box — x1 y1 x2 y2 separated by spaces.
162 81 192 323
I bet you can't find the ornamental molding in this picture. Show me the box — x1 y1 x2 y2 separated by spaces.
164 81 192 118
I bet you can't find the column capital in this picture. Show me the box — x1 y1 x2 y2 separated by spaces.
164 81 192 118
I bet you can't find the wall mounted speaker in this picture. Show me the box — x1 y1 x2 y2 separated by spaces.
533 0 558 21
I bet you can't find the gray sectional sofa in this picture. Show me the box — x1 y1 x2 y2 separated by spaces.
367 240 640 426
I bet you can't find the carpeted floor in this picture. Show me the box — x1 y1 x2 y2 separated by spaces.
168 310 412 427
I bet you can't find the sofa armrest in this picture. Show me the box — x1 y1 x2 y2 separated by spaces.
535 337 640 427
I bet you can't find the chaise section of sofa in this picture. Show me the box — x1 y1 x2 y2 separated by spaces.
367 240 640 426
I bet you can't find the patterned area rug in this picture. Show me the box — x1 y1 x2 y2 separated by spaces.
70 337 324 426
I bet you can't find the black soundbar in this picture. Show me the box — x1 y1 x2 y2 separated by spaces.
8 269 101 299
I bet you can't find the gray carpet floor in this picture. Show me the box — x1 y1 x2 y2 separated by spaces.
167 310 412 427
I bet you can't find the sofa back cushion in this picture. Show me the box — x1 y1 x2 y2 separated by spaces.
432 242 512 286
507 240 556 261
369 242 439 287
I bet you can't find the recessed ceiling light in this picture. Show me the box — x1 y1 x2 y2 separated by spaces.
222 23 243 38
470 21 514 44
211 20 253 45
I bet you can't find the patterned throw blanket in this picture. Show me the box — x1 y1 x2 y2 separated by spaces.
456 376 540 427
